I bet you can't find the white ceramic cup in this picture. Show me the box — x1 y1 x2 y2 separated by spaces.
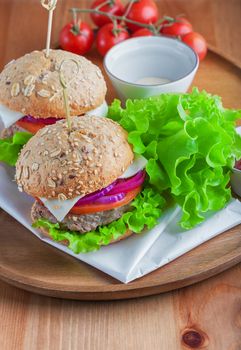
104 36 199 102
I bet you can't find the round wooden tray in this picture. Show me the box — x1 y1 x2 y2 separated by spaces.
0 52 241 300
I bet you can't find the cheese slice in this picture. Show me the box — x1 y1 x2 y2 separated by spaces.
40 195 83 222
0 100 108 129
0 104 24 128
40 154 147 221
119 155 147 179
86 100 108 117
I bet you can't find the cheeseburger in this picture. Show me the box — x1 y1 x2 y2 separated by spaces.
0 49 107 156
15 116 146 252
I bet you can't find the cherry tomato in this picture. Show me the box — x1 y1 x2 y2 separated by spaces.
160 17 192 37
182 32 207 61
16 120 46 134
124 0 158 32
59 22 94 55
90 0 124 27
132 28 153 37
96 23 130 56
70 187 142 214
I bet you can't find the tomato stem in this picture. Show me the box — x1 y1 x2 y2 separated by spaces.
70 7 157 30
121 0 137 23
94 0 113 11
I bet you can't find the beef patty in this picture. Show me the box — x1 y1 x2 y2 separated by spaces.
31 200 132 234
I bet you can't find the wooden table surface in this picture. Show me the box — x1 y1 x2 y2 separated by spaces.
0 1 241 349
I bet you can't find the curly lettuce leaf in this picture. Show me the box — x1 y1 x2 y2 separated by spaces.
33 187 166 253
108 88 241 229
0 132 32 166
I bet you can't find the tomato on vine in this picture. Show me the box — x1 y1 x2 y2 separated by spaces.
131 28 153 37
124 0 158 32
90 0 124 27
96 22 130 56
182 32 207 60
160 17 193 37
59 21 94 55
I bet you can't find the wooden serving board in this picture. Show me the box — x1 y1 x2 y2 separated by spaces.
0 52 241 300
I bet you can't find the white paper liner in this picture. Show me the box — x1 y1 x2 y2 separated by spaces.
1 162 241 283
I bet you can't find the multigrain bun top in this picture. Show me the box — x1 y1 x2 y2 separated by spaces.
0 50 106 118
16 116 134 199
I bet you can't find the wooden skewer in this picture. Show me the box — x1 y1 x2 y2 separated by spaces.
40 0 58 58
59 59 80 130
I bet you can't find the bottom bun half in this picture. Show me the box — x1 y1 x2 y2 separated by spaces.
31 209 133 248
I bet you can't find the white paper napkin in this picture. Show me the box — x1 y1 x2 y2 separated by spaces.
1 162 241 283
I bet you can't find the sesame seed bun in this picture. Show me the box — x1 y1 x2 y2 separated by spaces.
0 50 106 118
36 225 133 246
16 116 134 199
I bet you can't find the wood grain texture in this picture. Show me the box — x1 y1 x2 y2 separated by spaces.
0 0 241 349
0 266 241 350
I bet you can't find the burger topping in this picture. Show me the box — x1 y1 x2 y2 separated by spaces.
32 200 132 234
23 84 35 97
38 171 144 221
119 155 147 179
0 101 108 131
0 104 24 128
11 82 20 97
37 89 51 98
24 75 36 86
40 193 84 221
69 187 141 215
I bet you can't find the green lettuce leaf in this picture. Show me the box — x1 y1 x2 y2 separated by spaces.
33 187 166 253
108 88 241 229
0 132 32 166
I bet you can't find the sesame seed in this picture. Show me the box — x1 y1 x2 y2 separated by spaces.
23 166 30 179
50 149 61 158
58 193 67 201
32 163 39 171
40 128 48 136
47 178 56 188
23 150 30 159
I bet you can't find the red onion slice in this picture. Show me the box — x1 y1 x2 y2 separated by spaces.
74 171 145 207
235 159 241 170
75 182 117 206
108 170 145 195
94 192 126 204
21 115 61 125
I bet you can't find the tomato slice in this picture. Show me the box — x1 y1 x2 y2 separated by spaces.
70 186 142 215
16 120 46 134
